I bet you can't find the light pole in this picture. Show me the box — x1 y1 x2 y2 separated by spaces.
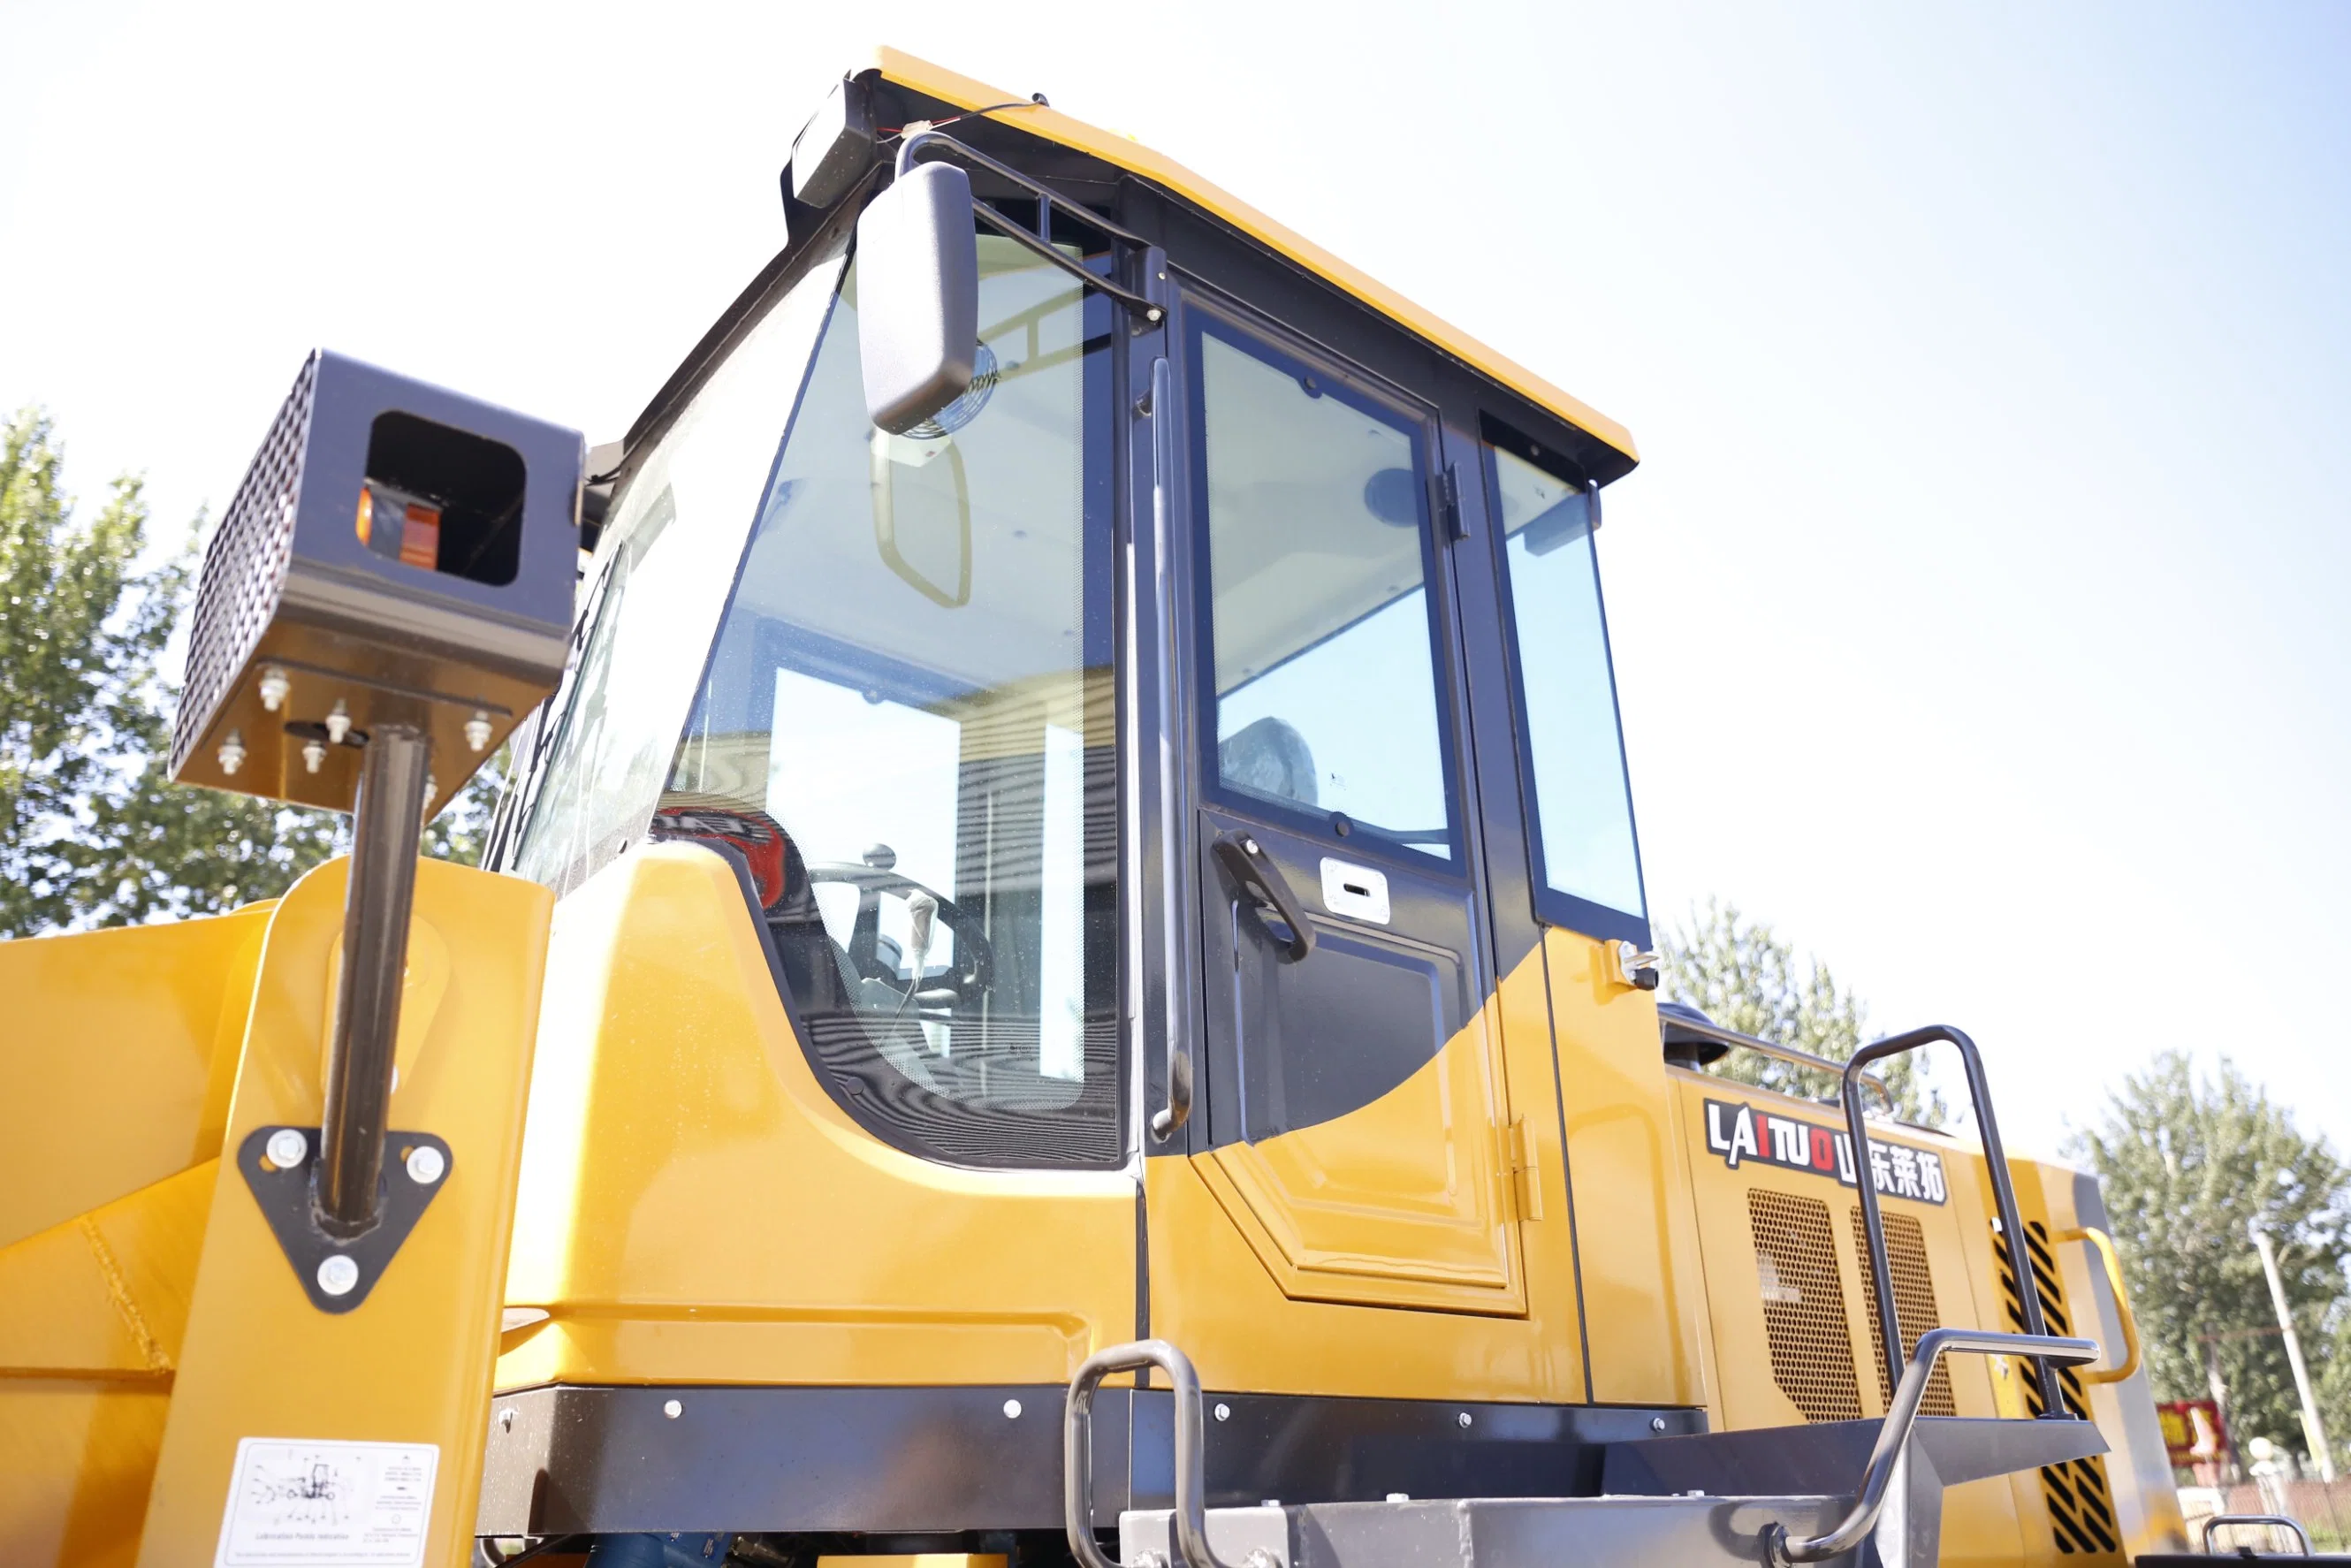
2250 1221 2336 1484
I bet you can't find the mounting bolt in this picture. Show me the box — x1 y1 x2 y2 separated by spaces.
1214 1402 1230 1421
301 738 327 774
1651 1415 1669 1433
217 730 246 775
663 1398 683 1420
258 666 290 712
325 701 351 744
1457 1412 1472 1428
264 1128 308 1169
1003 1398 1023 1420
316 1254 360 1296
405 1145 446 1184
464 710 492 752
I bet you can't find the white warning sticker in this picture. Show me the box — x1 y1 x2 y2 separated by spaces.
215 1437 438 1566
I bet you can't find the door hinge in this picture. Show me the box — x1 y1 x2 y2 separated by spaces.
1430 464 1465 542
1502 1116 1544 1222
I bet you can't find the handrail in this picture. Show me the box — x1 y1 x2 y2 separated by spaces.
1066 1339 1241 1568
2203 1514 2312 1557
2054 1226 2142 1385
1661 1013 1895 1113
1843 1025 2068 1418
1145 354 1191 1142
1764 1328 2100 1565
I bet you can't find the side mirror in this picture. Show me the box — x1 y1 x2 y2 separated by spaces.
856 161 979 435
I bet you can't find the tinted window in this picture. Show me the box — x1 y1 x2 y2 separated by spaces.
1489 442 1644 927
1193 321 1455 861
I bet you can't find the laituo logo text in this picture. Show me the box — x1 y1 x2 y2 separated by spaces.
1702 1098 1948 1205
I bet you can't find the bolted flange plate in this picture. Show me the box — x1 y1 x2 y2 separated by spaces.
236 1125 453 1313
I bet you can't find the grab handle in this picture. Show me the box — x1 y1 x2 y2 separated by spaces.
2054 1225 2142 1385
1065 1339 1242 1568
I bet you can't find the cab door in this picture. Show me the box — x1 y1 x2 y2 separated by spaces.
1176 299 1524 1316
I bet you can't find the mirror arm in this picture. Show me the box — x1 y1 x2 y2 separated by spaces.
896 130 1164 323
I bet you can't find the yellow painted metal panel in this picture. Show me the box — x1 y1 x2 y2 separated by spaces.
0 907 270 1250
1145 941 1585 1401
1197 999 1525 1312
495 843 1135 1390
133 856 551 1568
0 1165 214 1560
2031 1165 2189 1559
865 49 1638 465
0 1382 170 1568
0 1162 211 1378
1544 930 1705 1406
1665 1067 2028 1568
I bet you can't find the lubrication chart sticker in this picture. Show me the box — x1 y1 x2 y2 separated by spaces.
214 1437 438 1567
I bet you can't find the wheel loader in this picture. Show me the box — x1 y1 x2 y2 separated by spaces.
0 44 2261 1568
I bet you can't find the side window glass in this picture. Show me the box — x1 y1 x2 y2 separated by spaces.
658 239 1119 1168
1488 439 1647 932
1192 321 1457 861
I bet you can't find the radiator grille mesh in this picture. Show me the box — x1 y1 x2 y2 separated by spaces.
1850 1207 1959 1416
1748 1189 1862 1422
1997 1218 2122 1557
170 353 316 776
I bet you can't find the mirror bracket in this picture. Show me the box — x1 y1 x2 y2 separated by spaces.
895 130 1166 323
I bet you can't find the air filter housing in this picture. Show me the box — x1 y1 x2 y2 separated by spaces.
169 350 582 818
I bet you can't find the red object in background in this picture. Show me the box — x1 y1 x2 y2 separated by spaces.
2157 1400 2226 1467
650 797 794 911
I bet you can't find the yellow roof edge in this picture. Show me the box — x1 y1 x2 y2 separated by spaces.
862 46 1640 467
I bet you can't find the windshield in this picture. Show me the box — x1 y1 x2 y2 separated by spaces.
514 232 1120 1168
512 244 848 896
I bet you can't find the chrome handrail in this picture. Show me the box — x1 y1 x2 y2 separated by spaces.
1764 1328 2100 1565
2203 1514 2312 1557
1662 1014 1895 1111
1066 1339 1242 1568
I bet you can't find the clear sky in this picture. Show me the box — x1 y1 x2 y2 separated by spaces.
5 1 2346 1161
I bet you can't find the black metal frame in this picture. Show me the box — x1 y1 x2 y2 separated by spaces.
1840 1026 2067 1416
1472 417 1651 949
896 130 1164 323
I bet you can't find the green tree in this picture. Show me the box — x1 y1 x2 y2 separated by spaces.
2067 1052 2350 1468
1659 898 1945 1125
2 406 498 939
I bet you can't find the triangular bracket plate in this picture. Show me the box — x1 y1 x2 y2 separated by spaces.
236 1124 451 1313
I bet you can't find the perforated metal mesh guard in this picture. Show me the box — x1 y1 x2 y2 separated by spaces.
1850 1206 1959 1417
170 354 316 780
1748 1188 1863 1422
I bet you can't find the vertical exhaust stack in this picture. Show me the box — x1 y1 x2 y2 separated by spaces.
171 349 579 1263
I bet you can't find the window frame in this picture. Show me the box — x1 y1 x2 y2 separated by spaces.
1180 296 1472 877
1478 415 1652 948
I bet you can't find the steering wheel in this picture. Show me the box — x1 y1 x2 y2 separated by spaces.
805 863 996 1010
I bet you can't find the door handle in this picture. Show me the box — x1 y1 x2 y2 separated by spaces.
1213 831 1315 963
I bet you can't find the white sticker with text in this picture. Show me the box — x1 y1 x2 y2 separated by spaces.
216 1438 437 1566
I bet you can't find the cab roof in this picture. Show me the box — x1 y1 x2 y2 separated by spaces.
866 48 1639 468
